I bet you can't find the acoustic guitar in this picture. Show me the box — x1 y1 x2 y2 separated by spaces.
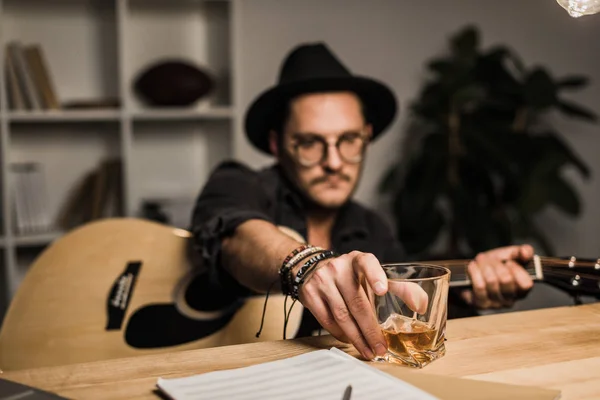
0 218 598 371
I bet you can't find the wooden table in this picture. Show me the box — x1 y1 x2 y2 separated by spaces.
3 303 600 399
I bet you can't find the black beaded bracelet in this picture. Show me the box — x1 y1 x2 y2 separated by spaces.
291 250 336 300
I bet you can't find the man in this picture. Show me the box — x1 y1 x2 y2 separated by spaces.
191 42 534 360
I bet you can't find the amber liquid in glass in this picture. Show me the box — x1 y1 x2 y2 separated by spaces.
381 314 442 366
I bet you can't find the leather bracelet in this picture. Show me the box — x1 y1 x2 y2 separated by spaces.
291 250 336 300
282 244 311 267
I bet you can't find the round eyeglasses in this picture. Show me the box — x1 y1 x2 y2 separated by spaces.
290 132 369 168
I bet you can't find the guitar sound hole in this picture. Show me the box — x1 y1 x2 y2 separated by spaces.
124 272 243 349
125 304 234 348
184 272 239 312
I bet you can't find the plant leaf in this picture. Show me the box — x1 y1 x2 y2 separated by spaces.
477 49 522 96
515 213 555 256
524 68 557 109
459 155 497 205
462 128 520 177
548 175 581 216
536 132 591 179
450 25 479 59
528 225 555 256
452 84 486 111
517 178 549 214
556 75 589 89
402 156 446 210
378 166 400 194
394 194 445 256
557 99 598 122
428 59 454 75
452 187 511 253
484 45 525 76
515 140 583 215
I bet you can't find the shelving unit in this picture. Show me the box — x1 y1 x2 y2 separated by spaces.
131 106 233 121
7 110 122 122
0 0 238 314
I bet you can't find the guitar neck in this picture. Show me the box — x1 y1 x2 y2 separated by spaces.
423 255 544 288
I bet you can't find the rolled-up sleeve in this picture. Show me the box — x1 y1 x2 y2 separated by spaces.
191 161 273 295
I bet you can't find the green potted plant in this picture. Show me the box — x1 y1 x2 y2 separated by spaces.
379 25 597 259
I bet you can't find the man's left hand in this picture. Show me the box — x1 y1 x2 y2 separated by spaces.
461 244 535 309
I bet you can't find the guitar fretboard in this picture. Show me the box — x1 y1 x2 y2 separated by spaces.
429 255 600 288
425 255 541 288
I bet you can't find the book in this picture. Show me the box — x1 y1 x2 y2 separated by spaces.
5 46 25 110
24 44 60 110
11 162 53 234
7 41 42 110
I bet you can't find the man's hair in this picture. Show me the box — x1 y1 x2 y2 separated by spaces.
270 91 370 144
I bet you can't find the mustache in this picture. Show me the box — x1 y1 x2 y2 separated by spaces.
310 173 352 186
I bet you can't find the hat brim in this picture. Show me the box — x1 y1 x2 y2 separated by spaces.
244 76 398 154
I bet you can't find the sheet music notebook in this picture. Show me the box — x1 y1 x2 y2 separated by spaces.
156 347 439 400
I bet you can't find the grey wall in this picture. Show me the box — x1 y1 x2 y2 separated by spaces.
234 0 600 262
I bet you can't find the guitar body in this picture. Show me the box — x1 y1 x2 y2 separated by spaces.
0 218 304 371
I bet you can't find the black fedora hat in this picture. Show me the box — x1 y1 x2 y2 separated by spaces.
245 42 398 154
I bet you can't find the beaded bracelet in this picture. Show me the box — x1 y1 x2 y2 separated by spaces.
291 250 336 300
282 244 311 267
284 246 326 293
279 245 324 296
279 245 310 290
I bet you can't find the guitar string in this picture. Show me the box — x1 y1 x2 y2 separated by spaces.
450 268 591 281
449 267 598 290
542 269 600 280
433 256 597 269
538 257 597 268
445 266 538 282
429 256 597 282
449 268 538 282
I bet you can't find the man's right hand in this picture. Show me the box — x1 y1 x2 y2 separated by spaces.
297 251 428 360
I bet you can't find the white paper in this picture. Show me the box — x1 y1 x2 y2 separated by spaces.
156 347 439 400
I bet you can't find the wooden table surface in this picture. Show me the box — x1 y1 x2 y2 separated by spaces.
3 303 600 399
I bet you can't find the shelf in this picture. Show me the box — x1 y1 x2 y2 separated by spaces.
131 106 233 121
13 231 64 247
4 107 234 122
8 110 121 123
0 231 64 248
